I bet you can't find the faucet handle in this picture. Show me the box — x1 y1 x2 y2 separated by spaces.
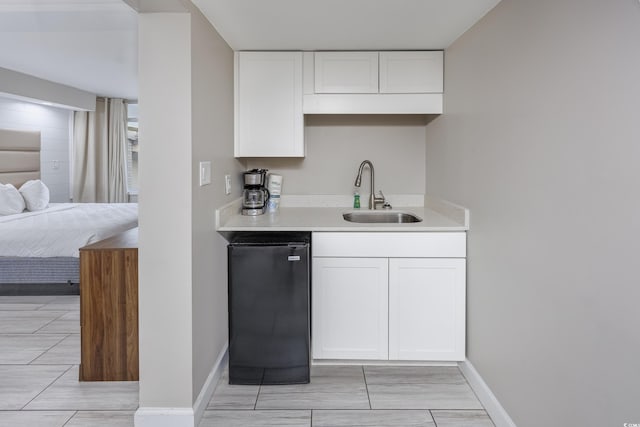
378 191 392 209
373 190 386 209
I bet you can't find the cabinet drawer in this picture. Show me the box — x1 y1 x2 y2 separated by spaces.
312 232 466 258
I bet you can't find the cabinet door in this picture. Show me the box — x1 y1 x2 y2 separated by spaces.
389 258 465 361
314 52 379 93
379 51 443 93
235 52 303 157
312 257 388 360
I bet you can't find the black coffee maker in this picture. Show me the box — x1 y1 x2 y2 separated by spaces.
241 169 270 216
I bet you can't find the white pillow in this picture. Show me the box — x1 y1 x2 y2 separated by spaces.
19 179 50 211
0 183 26 215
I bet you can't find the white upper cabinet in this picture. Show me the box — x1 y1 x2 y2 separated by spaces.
303 50 443 114
314 52 379 94
379 51 443 94
234 50 444 156
234 51 304 157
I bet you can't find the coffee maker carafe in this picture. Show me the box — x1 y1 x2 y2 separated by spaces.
242 169 270 216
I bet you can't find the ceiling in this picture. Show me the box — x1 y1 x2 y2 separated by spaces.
0 0 500 102
0 0 137 100
192 0 501 51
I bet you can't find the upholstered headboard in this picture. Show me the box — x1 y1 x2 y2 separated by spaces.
0 129 41 187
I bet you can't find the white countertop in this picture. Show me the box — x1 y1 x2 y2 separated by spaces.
216 195 469 232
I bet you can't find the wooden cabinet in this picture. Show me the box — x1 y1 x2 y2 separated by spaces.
79 228 138 381
312 257 388 360
234 51 304 157
312 232 466 362
389 258 465 361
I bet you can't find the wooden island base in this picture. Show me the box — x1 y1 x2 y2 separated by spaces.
79 227 138 381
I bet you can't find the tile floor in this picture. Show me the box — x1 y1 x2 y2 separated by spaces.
0 295 137 427
206 366 494 426
0 295 494 426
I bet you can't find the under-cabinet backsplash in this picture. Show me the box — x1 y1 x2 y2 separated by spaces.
245 115 430 195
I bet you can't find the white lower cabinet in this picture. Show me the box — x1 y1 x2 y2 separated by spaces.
388 258 466 361
312 257 388 360
311 232 466 362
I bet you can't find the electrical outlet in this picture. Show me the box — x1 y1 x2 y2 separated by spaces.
52 160 59 170
225 175 231 195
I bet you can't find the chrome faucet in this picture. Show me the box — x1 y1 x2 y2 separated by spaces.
354 160 385 210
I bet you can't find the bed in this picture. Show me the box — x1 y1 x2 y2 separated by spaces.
0 128 138 294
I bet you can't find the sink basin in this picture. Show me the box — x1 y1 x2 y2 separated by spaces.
343 211 423 224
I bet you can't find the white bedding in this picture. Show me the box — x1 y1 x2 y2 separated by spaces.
0 203 138 258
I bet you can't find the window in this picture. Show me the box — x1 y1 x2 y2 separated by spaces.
127 103 138 198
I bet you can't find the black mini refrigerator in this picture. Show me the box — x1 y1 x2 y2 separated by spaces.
227 232 310 385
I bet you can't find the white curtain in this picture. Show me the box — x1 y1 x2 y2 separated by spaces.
107 100 128 203
73 98 128 203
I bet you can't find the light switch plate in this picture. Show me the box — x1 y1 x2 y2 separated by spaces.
224 175 231 195
199 161 211 186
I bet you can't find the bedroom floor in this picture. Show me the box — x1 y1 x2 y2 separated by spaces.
0 295 138 426
0 296 494 427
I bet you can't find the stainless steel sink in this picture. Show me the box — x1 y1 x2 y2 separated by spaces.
343 211 423 224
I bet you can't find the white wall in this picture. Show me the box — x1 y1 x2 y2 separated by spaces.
136 3 243 421
0 96 71 202
424 0 640 425
246 115 429 196
138 12 194 408
189 2 243 399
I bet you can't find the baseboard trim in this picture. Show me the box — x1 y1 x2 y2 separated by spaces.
134 408 194 427
135 345 228 427
313 359 457 366
193 344 228 424
458 359 517 427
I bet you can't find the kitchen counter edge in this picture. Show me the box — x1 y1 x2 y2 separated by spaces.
216 195 469 232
